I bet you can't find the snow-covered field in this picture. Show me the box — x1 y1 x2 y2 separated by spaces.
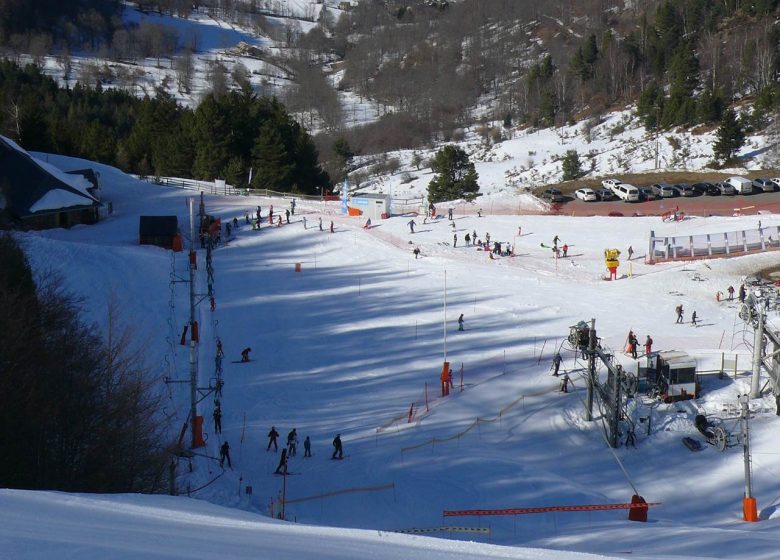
5 152 780 559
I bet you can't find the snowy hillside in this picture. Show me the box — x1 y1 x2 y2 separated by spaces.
9 151 780 559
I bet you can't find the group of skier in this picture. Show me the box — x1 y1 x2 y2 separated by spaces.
267 427 343 475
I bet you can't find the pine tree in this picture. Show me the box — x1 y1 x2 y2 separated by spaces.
713 109 745 164
561 150 582 181
427 145 479 203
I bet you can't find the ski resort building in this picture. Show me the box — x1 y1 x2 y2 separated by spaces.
0 135 103 230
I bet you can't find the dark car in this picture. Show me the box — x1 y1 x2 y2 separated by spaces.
541 188 565 202
596 188 615 201
638 187 657 201
691 182 713 196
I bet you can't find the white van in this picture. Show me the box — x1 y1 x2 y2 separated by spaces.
726 176 753 194
612 183 640 202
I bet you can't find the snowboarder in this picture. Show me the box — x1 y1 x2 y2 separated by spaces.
303 436 312 457
319 217 323 231
552 352 562 376
560 374 570 393
458 313 464 331
408 219 416 233
691 311 698 325
465 233 471 246
332 434 343 459
739 284 746 303
219 441 232 468
303 216 307 229
267 426 279 452
448 207 453 220
364 218 372 229
413 247 420 259
330 221 334 233
727 285 734 301
562 244 568 257
274 448 288 475
627 246 634 260
675 305 684 324
453 233 457 247
287 429 298 457
285 209 290 224
241 347 251 362
645 335 653 356
213 404 222 434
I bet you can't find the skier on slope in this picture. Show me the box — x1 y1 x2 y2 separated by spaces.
274 448 288 475
219 441 232 468
332 434 344 459
552 352 562 376
458 313 464 331
287 428 298 457
267 426 279 452
453 233 457 247
408 219 416 233
303 436 312 457
319 217 323 231
465 233 471 246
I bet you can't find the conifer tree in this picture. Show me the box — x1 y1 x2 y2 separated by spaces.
427 145 479 203
713 109 745 164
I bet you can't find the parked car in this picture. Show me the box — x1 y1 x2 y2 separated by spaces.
771 178 780 189
691 182 713 196
753 177 776 192
676 183 697 197
595 188 615 201
704 183 721 196
602 178 623 190
658 184 679 198
574 188 597 202
611 183 640 202
726 176 753 194
716 182 736 195
541 188 565 202
638 187 657 201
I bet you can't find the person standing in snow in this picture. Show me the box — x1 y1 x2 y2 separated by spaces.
645 335 653 356
675 304 684 324
285 209 290 224
413 247 420 259
691 311 698 325
629 332 638 359
739 284 746 303
303 216 307 229
553 235 560 247
552 352 562 376
287 428 298 457
291 199 296 215
408 219 416 233
319 217 323 231
458 313 464 331
332 434 343 459
485 232 490 245
330 221 334 233
465 232 471 246
220 441 232 468
727 285 734 301
473 229 477 243
269 205 274 222
562 244 569 257
274 448 288 475
627 245 634 260
559 374 570 393
267 426 279 452
303 436 312 458
448 207 453 220
241 347 251 362
453 233 457 247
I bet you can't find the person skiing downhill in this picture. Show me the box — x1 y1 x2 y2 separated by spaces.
332 434 343 459
267 426 279 451
408 219 416 233
274 448 288 475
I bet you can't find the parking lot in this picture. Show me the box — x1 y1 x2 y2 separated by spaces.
552 190 780 217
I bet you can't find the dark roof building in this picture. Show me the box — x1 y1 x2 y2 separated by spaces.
0 135 102 230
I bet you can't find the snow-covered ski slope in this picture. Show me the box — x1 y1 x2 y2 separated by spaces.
9 155 780 560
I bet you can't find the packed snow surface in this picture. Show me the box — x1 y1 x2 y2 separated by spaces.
7 153 780 559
